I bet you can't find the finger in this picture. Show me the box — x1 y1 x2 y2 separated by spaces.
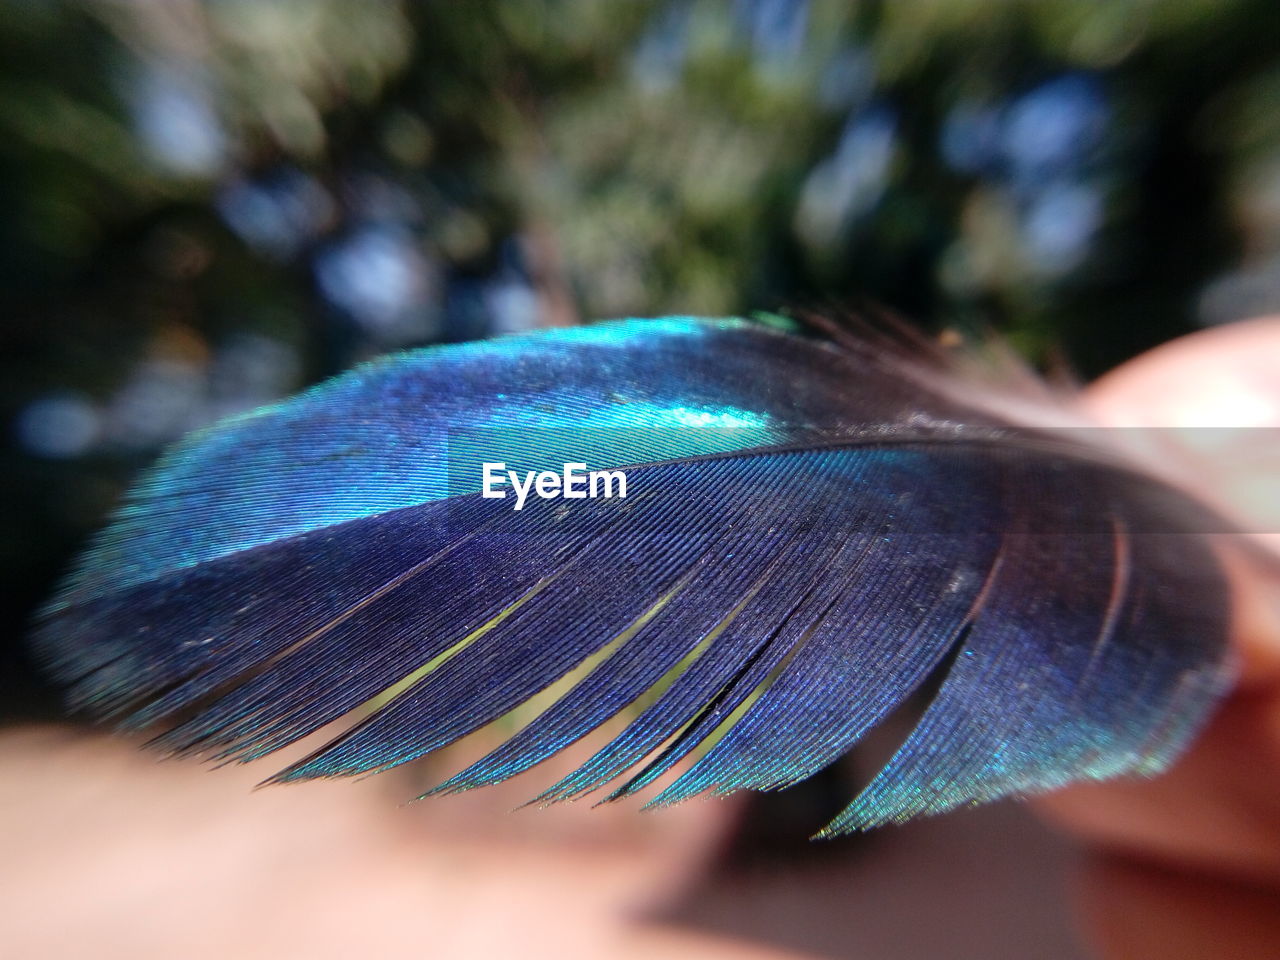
1074 853 1280 960
1038 318 1280 873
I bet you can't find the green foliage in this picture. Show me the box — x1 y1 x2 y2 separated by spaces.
3 0 1280 712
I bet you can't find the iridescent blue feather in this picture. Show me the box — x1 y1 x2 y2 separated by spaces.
33 316 1234 832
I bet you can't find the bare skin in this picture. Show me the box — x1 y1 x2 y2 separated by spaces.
0 321 1276 958
1039 317 1280 958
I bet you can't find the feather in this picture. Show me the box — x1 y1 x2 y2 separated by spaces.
32 316 1236 833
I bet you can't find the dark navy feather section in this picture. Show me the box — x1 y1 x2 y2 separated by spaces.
33 316 1234 833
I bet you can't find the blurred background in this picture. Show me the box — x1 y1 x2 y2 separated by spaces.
6 0 1280 711
2 2 1279 956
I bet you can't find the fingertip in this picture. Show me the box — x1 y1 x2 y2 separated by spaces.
1084 317 1280 429
1220 542 1280 690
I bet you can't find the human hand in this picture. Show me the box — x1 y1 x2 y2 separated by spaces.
1039 317 1280 959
